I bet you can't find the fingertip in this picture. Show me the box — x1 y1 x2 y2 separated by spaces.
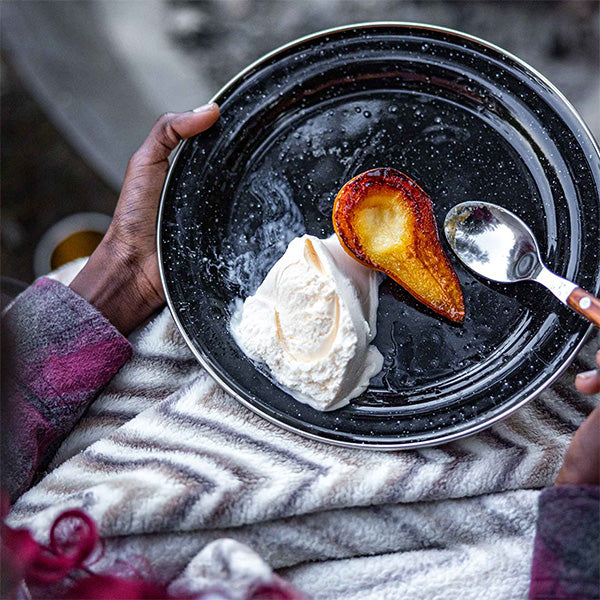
190 103 219 125
192 102 219 114
575 369 600 395
183 103 220 135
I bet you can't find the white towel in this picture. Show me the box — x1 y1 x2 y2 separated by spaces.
9 260 599 599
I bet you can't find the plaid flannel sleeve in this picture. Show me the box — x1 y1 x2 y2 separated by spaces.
529 483 600 599
2 277 132 502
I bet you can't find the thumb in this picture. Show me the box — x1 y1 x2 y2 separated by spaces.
132 104 220 166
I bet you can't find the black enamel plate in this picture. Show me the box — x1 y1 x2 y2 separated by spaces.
158 23 600 449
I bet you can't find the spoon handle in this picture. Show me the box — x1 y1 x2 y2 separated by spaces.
534 267 600 327
567 288 600 327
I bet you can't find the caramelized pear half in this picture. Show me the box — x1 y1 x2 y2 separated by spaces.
333 168 465 322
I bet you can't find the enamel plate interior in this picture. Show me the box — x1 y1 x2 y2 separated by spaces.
159 24 600 448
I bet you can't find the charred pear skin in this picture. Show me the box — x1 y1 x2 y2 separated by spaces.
333 168 465 322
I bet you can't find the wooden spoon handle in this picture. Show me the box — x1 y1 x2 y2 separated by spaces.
567 287 600 327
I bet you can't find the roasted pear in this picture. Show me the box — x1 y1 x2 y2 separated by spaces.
333 168 465 322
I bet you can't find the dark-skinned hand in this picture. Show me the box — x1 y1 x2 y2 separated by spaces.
70 105 220 334
556 350 600 486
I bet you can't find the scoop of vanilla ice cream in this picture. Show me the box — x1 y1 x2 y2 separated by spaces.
230 234 382 411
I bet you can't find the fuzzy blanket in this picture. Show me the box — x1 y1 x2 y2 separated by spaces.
8 259 600 599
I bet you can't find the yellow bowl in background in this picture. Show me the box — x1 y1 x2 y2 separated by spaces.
34 213 112 277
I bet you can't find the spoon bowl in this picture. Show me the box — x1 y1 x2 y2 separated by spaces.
444 201 600 326
444 202 542 283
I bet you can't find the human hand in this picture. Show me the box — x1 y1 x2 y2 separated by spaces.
70 104 219 334
555 350 600 486
575 350 600 395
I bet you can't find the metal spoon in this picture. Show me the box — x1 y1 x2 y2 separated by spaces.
444 201 600 326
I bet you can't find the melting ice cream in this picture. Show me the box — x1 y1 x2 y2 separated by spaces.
231 234 382 411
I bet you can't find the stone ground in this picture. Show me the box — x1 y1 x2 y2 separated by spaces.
2 0 599 283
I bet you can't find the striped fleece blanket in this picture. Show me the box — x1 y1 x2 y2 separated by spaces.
7 259 600 599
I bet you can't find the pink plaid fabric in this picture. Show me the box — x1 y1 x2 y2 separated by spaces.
2 277 132 501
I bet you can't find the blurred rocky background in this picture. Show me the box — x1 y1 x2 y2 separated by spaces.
2 0 599 282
